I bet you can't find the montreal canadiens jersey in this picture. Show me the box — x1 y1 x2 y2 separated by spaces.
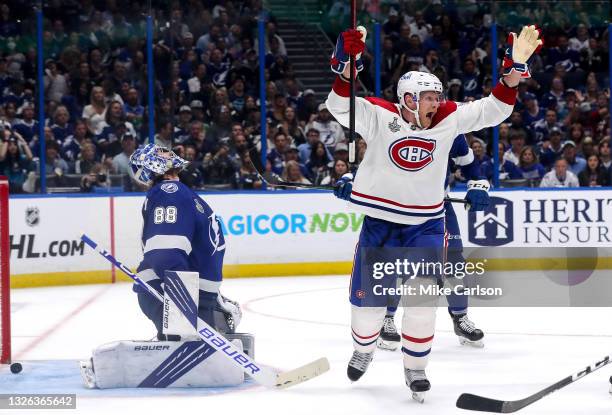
135 180 225 294
326 77 516 225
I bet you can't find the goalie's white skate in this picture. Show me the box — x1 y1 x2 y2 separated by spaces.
79 358 97 389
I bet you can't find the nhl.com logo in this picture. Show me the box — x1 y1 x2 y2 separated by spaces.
388 137 436 171
468 197 514 246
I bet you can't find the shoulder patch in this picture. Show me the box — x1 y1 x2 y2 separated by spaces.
194 198 205 214
364 97 400 115
161 182 179 193
429 101 458 129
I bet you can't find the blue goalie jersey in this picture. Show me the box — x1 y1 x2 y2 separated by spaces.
135 180 226 294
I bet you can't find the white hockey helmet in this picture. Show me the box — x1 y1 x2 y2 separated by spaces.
397 71 444 128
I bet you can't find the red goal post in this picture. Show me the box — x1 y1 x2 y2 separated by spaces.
0 177 10 364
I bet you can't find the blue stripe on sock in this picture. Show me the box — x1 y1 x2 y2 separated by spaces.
401 347 431 357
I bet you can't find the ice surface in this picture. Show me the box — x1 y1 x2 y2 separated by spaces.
2 275 612 415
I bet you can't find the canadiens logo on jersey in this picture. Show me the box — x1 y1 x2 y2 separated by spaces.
388 137 436 171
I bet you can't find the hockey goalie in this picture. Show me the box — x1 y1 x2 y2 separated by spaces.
79 144 253 389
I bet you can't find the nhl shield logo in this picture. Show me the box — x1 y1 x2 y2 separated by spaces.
388 117 401 133
388 137 436 171
25 207 40 227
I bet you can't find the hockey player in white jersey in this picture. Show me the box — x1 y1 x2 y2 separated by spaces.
328 25 542 401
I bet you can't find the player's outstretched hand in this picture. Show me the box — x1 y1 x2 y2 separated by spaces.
503 25 543 78
465 180 490 212
331 27 367 76
333 173 354 200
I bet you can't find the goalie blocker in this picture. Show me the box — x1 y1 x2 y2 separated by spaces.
80 271 254 389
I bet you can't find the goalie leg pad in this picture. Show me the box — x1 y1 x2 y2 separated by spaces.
164 271 201 340
85 340 245 389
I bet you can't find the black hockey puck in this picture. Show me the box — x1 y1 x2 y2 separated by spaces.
10 362 22 374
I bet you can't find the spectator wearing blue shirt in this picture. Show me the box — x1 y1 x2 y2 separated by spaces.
61 120 91 164
49 105 74 144
482 143 522 181
545 35 581 73
539 127 565 170
517 146 545 181
540 76 567 111
123 88 144 133
532 109 563 142
561 141 586 176
460 58 481 98
267 131 289 175
521 93 544 131
96 100 137 157
13 103 38 144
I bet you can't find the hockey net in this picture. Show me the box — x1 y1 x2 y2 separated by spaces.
0 177 9 364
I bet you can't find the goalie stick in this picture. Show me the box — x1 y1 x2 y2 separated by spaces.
456 355 611 413
81 234 330 389
248 147 468 205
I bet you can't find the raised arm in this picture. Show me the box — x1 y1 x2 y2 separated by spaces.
325 27 379 143
456 25 543 134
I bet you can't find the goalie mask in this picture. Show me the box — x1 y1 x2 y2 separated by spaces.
396 71 444 128
129 143 188 186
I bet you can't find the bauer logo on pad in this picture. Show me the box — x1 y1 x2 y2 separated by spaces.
468 197 513 246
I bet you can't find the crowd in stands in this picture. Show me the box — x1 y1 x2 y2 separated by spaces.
327 0 610 188
0 0 609 193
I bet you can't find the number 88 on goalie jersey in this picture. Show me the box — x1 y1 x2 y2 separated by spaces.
135 180 226 294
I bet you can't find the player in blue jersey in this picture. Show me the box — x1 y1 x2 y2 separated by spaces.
335 134 486 353
129 143 240 340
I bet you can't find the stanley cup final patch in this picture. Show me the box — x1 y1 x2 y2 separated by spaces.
388 117 401 133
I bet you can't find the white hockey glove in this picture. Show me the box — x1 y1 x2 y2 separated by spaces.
217 293 242 329
502 25 543 78
511 25 543 64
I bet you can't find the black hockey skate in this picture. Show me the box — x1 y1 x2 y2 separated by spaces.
405 368 430 403
347 350 374 382
450 311 484 348
377 316 401 351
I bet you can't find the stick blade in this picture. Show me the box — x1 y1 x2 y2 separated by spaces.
248 146 283 185
456 393 506 413
274 358 330 389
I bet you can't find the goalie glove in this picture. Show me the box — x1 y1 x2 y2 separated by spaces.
502 25 544 78
465 180 490 212
331 27 367 76
217 293 242 330
333 172 354 201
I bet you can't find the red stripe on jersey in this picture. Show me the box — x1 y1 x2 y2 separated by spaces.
402 333 434 343
351 190 444 210
364 97 399 115
492 82 517 105
332 76 350 97
428 100 457 129
352 329 379 340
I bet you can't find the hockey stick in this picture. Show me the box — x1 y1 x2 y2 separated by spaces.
247 147 468 205
456 355 611 413
348 0 357 165
80 234 329 389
